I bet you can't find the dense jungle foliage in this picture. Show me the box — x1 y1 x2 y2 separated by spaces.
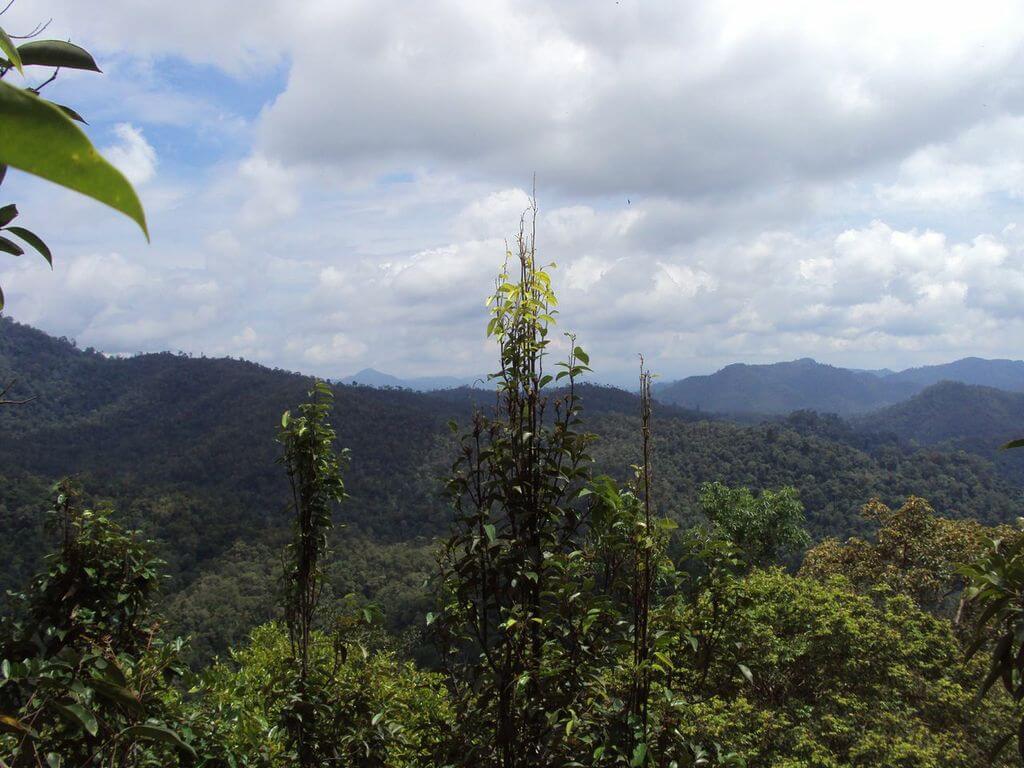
1 214 1023 765
4 7 1024 765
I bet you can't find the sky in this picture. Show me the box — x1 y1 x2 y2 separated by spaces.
4 1 1024 386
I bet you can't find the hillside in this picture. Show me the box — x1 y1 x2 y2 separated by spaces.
655 355 1024 416
653 358 920 415
886 357 1024 391
2 317 1022 660
854 381 1024 483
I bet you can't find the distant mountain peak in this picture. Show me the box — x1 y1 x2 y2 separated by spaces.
341 367 479 392
653 355 1024 416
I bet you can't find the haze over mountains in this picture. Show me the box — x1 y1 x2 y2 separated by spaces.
340 368 480 391
653 357 1024 415
5 314 1024 661
349 353 1024 418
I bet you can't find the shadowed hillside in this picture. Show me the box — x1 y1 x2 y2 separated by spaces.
3 316 1022 660
855 381 1024 484
653 358 920 415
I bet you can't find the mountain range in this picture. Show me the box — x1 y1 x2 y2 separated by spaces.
339 367 482 391
4 315 1024 661
347 356 1024 416
654 356 1024 415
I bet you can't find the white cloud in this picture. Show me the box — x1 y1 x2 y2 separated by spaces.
103 124 158 185
7 2 1024 383
237 154 301 227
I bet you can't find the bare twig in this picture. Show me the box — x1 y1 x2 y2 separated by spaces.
0 378 35 405
9 18 51 38
29 66 59 93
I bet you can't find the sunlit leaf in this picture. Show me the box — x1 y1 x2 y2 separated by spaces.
0 80 148 239
0 713 36 736
0 27 23 74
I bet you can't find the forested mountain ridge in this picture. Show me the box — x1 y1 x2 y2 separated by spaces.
855 381 1024 446
654 355 1024 415
887 357 1024 390
653 357 921 414
4 7 1024 762
854 381 1024 483
2 315 1022 662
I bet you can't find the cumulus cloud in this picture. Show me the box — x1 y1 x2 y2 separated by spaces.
103 124 158 185
6 2 1024 384
248 0 1024 200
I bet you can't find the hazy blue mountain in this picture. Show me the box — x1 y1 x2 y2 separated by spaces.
341 367 480 391
855 381 1024 445
884 357 1024 391
655 356 1024 416
851 367 897 378
653 358 920 415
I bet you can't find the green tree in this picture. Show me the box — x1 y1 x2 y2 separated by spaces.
0 480 195 765
668 569 1016 767
801 496 1010 619
277 379 349 766
698 482 809 568
959 522 1024 762
434 202 597 767
185 622 453 768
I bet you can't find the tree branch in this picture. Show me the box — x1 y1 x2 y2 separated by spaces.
0 379 35 405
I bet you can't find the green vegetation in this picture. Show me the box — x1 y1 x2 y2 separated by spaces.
0 482 194 764
2 223 1021 764
2 3 1021 762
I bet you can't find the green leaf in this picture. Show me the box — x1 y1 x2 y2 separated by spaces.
52 702 98 737
0 27 23 74
738 663 754 684
631 742 647 767
573 346 589 365
17 40 101 72
484 523 497 543
0 203 17 227
91 679 144 715
46 753 62 768
0 236 24 256
5 226 51 266
51 103 86 123
1002 438 1024 450
119 724 196 757
0 80 148 239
